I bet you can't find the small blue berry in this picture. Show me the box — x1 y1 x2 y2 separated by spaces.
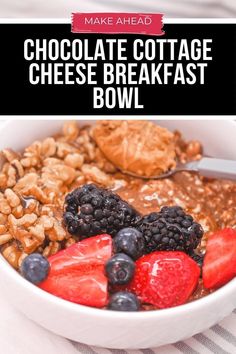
20 253 50 284
105 253 135 285
114 228 145 260
108 291 140 311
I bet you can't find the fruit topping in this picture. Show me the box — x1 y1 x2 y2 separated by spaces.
108 291 140 311
128 251 200 309
20 253 50 284
113 227 145 260
105 253 135 285
39 234 112 308
190 251 204 269
203 228 236 290
136 206 203 254
64 184 140 238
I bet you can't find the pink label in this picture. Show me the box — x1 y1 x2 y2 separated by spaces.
71 13 164 36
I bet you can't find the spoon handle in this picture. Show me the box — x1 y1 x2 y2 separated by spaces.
194 157 236 180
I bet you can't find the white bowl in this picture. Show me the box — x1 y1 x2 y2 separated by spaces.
0 119 235 349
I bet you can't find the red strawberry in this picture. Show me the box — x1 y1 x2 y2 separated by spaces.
39 234 112 308
203 228 236 290
128 251 200 309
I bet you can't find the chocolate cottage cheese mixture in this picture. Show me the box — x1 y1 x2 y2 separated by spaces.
0 120 235 302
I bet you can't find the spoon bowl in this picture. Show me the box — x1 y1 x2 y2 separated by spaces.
120 157 236 180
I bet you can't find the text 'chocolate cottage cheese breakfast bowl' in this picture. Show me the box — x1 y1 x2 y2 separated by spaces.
0 120 235 349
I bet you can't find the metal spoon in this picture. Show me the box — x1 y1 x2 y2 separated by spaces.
120 157 236 180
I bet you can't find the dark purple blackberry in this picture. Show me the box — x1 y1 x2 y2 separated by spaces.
63 184 140 238
190 251 204 277
191 251 204 268
136 206 203 254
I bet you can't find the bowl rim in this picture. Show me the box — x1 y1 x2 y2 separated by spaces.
0 118 235 320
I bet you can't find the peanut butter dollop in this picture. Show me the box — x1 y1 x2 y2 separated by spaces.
92 120 176 177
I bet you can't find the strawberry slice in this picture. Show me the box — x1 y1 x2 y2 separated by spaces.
128 251 200 309
39 234 112 308
45 234 112 275
203 228 236 290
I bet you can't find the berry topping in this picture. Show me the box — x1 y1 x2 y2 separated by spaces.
190 251 204 269
203 228 236 290
20 253 50 284
136 206 203 254
64 184 140 238
39 234 112 308
128 251 200 309
113 227 145 260
108 291 140 311
105 253 135 285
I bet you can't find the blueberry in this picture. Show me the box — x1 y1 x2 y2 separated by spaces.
113 228 145 260
20 253 50 284
108 291 140 311
105 253 135 285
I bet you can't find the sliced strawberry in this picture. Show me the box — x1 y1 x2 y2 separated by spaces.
128 251 200 309
39 268 107 307
39 234 112 308
46 234 112 275
203 228 236 290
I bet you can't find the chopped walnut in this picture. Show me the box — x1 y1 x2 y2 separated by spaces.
81 164 113 186
11 205 24 218
28 224 45 243
56 142 76 158
43 241 61 257
64 153 84 168
4 189 21 207
2 243 22 268
0 233 12 245
63 121 79 141
0 193 11 215
0 225 7 235
41 137 57 157
14 173 39 192
1 149 20 163
9 213 38 228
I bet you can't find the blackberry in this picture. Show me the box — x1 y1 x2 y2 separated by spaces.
191 251 204 268
136 206 203 254
63 184 140 238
